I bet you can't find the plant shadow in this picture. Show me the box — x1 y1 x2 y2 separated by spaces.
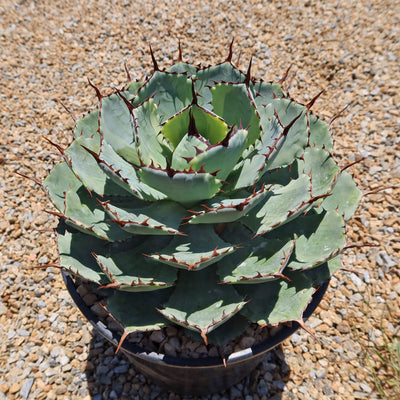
85 329 290 399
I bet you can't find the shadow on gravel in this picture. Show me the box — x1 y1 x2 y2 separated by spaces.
84 330 290 400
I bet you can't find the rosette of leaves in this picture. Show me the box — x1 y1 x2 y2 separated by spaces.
41 43 362 348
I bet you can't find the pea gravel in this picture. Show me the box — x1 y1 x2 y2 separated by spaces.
1 0 399 399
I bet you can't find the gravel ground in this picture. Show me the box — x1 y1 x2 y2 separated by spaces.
1 0 399 399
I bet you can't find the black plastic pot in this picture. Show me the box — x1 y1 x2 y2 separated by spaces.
62 271 329 396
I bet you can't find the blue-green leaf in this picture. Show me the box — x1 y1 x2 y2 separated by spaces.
134 99 171 168
189 129 248 180
106 289 171 333
95 249 177 292
321 171 362 220
103 200 186 235
244 175 312 235
133 71 193 123
94 141 167 201
236 270 315 325
217 237 295 284
100 93 140 165
194 62 246 107
139 166 222 206
211 83 261 146
159 268 246 341
146 224 236 271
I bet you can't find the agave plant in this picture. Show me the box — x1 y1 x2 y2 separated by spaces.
41 42 361 348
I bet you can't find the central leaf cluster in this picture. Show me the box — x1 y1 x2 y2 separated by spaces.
98 69 268 206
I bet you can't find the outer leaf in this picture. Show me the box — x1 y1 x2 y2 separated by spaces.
303 257 342 287
218 220 258 245
103 200 186 235
62 187 132 242
263 99 308 170
43 162 82 212
159 268 246 341
321 171 362 220
217 237 295 284
288 210 346 270
106 289 172 332
308 113 333 152
184 313 250 346
257 161 300 188
100 93 140 165
244 175 312 235
73 110 100 143
58 228 107 283
298 147 340 197
146 224 236 271
263 210 346 271
257 102 284 148
94 247 177 292
134 99 171 168
94 141 167 201
65 139 129 196
236 270 315 326
44 162 129 241
228 152 266 190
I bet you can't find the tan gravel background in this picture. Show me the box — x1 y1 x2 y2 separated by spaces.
1 0 399 399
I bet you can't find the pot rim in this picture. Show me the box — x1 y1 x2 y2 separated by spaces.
62 270 329 368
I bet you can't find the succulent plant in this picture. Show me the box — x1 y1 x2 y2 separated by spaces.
41 42 362 348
